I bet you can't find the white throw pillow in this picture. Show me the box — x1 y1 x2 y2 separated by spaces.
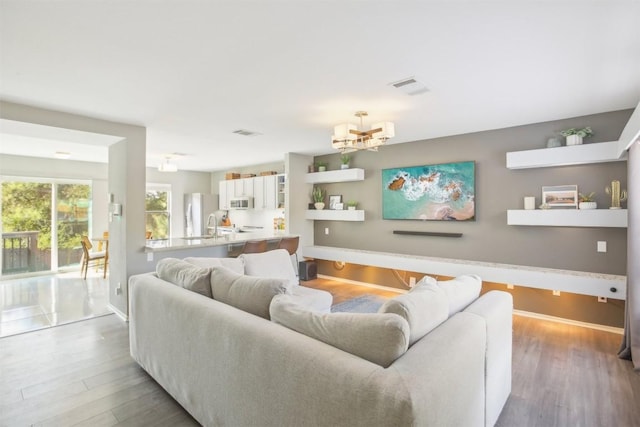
270 295 410 368
183 256 245 275
156 258 212 298
239 249 298 288
436 274 482 316
378 279 448 346
210 266 291 320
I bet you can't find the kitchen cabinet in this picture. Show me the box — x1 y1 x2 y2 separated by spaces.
254 175 280 210
218 180 235 210
234 178 254 197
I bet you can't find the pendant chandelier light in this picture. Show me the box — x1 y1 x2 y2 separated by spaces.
331 111 395 153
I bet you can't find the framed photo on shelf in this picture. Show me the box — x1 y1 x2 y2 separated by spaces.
334 202 344 210
329 195 342 210
542 185 578 208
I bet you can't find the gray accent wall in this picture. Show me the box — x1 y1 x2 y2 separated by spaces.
313 110 631 275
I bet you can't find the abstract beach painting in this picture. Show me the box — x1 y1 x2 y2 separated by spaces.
382 161 475 221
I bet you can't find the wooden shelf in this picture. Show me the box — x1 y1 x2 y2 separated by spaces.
507 209 628 228
506 141 626 169
305 209 365 221
305 168 365 184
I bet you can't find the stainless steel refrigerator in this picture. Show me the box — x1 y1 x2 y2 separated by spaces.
184 193 216 237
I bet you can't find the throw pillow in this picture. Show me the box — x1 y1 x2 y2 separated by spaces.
378 280 448 346
156 258 212 298
183 256 245 275
210 266 291 319
239 249 298 288
436 274 483 316
270 295 410 368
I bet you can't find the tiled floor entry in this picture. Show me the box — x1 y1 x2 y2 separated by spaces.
0 270 112 337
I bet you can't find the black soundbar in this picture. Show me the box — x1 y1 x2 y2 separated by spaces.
393 230 463 238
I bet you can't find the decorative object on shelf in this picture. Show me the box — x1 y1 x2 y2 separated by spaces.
559 127 593 146
340 153 351 169
605 180 627 209
578 192 597 210
315 161 328 172
335 203 344 210
312 186 326 210
331 111 394 153
347 201 358 210
542 185 578 209
329 195 342 210
382 161 475 221
524 196 536 210
539 203 550 209
546 137 562 148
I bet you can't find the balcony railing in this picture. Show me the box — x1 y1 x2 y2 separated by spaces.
2 231 40 274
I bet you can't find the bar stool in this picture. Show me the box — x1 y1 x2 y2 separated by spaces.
242 240 268 254
277 236 299 267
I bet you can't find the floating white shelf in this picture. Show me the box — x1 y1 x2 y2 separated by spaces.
507 209 628 228
305 168 365 184
305 209 365 221
506 141 626 169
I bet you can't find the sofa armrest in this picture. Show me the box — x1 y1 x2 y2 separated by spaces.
464 290 513 427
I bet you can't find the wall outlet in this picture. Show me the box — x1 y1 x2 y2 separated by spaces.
552 290 561 296
598 296 608 303
115 283 122 296
324 227 329 235
597 241 607 253
147 252 154 262
409 277 416 288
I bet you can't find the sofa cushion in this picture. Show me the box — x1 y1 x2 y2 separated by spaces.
210 266 290 320
270 295 410 368
156 258 212 298
378 280 448 346
183 256 245 275
239 249 298 288
435 274 482 316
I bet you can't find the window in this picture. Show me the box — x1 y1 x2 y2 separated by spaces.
146 185 171 239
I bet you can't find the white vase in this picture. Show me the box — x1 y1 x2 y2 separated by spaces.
566 135 583 146
318 166 326 172
341 164 350 170
314 202 325 210
579 201 597 210
347 206 356 210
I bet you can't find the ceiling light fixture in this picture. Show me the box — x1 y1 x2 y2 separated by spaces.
158 156 178 172
331 111 394 153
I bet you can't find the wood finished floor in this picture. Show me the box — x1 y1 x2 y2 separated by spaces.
1 278 639 427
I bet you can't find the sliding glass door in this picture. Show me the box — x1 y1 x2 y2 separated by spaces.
1 177 91 276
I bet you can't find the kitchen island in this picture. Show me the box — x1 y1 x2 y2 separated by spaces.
144 231 293 260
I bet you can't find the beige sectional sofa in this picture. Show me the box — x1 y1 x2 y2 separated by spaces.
129 250 512 426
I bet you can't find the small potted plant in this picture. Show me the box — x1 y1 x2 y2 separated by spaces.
312 187 326 210
346 201 357 210
315 161 328 172
560 127 593 146
579 192 597 210
340 154 351 170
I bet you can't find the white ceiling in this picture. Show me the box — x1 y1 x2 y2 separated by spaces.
1 1 639 172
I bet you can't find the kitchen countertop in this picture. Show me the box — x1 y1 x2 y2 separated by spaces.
144 231 292 253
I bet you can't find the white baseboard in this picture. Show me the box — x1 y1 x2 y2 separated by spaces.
513 309 624 335
317 274 407 294
318 274 623 334
107 304 128 322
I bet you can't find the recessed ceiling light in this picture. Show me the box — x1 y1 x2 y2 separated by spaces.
232 129 262 137
54 151 71 159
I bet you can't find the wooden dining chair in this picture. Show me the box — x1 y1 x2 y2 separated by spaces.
242 240 268 254
80 236 108 279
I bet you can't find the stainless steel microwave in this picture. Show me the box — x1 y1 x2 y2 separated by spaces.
229 197 253 209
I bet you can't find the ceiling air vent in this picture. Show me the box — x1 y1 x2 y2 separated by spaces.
390 77 429 96
232 129 261 137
